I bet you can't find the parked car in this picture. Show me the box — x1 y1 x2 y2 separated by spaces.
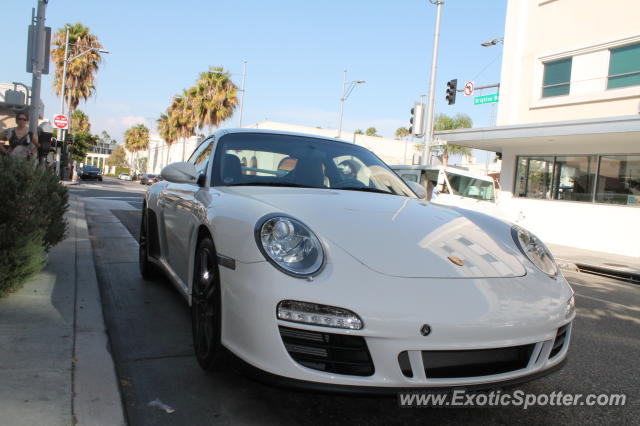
391 164 500 216
140 129 574 392
140 174 156 185
80 165 103 181
118 173 132 181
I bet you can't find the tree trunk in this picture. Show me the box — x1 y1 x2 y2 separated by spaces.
443 151 449 167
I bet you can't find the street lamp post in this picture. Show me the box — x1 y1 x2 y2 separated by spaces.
336 69 365 139
421 0 444 166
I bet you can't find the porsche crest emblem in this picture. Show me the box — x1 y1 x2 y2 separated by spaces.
447 255 464 266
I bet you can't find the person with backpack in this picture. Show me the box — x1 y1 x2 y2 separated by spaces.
0 111 39 159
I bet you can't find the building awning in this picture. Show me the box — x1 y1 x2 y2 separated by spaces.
434 115 640 152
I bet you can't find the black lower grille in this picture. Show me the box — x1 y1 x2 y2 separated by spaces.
550 324 569 358
279 326 374 376
418 344 535 378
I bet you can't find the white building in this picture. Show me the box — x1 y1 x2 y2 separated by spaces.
436 0 640 258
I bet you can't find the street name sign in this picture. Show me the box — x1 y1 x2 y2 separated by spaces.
53 114 68 129
464 81 474 96
474 93 499 105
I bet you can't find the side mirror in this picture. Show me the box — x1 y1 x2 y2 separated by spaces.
406 180 427 199
161 162 198 184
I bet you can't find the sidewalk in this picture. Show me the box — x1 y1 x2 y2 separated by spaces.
0 195 125 426
548 243 640 282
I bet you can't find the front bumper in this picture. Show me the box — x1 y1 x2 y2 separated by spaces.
218 252 573 389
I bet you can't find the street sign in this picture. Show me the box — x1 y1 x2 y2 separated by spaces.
53 114 68 129
464 81 474 96
474 93 499 105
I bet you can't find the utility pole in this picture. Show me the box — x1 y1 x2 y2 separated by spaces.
28 0 48 134
238 61 247 127
421 0 444 166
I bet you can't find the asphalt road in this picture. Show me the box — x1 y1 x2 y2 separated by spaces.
74 179 639 425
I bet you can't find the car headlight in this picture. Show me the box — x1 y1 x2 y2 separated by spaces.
255 215 325 278
511 225 558 277
565 294 575 320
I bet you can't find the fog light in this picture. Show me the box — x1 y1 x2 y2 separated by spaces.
565 294 575 320
277 300 363 330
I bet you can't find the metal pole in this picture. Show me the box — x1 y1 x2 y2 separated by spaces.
238 61 247 127
421 0 444 166
29 0 47 134
336 69 347 138
58 27 69 143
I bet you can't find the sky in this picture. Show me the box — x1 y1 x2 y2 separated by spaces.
2 0 506 157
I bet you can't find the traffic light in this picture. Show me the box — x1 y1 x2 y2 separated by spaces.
409 102 425 137
446 79 458 105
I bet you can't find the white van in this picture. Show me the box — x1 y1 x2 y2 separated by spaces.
391 165 500 216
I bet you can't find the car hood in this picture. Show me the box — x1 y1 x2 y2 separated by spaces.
224 187 526 278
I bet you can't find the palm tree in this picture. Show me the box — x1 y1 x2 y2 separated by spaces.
167 92 197 163
157 111 178 165
124 124 150 174
432 113 473 166
395 127 410 140
193 66 238 133
70 109 91 134
365 127 380 137
51 23 104 112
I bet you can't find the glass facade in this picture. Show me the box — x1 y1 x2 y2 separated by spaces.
596 155 640 206
608 43 640 89
542 58 572 97
552 156 596 202
515 156 554 198
515 155 639 206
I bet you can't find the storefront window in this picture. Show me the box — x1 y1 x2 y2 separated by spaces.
515 157 553 199
552 156 596 202
596 155 640 206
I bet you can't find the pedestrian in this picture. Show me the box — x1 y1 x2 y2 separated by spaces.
0 111 39 161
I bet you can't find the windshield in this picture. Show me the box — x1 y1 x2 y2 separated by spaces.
212 133 415 197
445 172 495 202
85 166 99 171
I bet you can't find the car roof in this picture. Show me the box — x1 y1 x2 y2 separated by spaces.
211 128 372 150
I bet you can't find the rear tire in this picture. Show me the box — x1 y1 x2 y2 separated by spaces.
139 208 158 280
191 236 223 370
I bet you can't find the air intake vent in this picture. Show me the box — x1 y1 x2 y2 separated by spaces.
550 324 569 359
421 344 535 378
279 326 374 376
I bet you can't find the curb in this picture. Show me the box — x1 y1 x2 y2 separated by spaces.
71 195 126 425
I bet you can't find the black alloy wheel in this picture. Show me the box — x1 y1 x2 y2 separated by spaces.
139 208 157 279
192 236 223 370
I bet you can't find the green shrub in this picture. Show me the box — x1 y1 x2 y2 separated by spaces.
115 167 131 176
0 156 68 296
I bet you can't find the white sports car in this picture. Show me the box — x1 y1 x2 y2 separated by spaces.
140 129 574 392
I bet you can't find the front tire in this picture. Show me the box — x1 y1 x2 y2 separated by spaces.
191 236 223 370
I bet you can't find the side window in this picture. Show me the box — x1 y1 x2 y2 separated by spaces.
188 138 215 176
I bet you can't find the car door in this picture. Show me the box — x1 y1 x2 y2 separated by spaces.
159 137 215 288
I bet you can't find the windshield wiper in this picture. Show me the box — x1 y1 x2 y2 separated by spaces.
334 186 393 195
226 182 318 188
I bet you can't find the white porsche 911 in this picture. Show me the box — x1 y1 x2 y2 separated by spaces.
140 128 574 392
